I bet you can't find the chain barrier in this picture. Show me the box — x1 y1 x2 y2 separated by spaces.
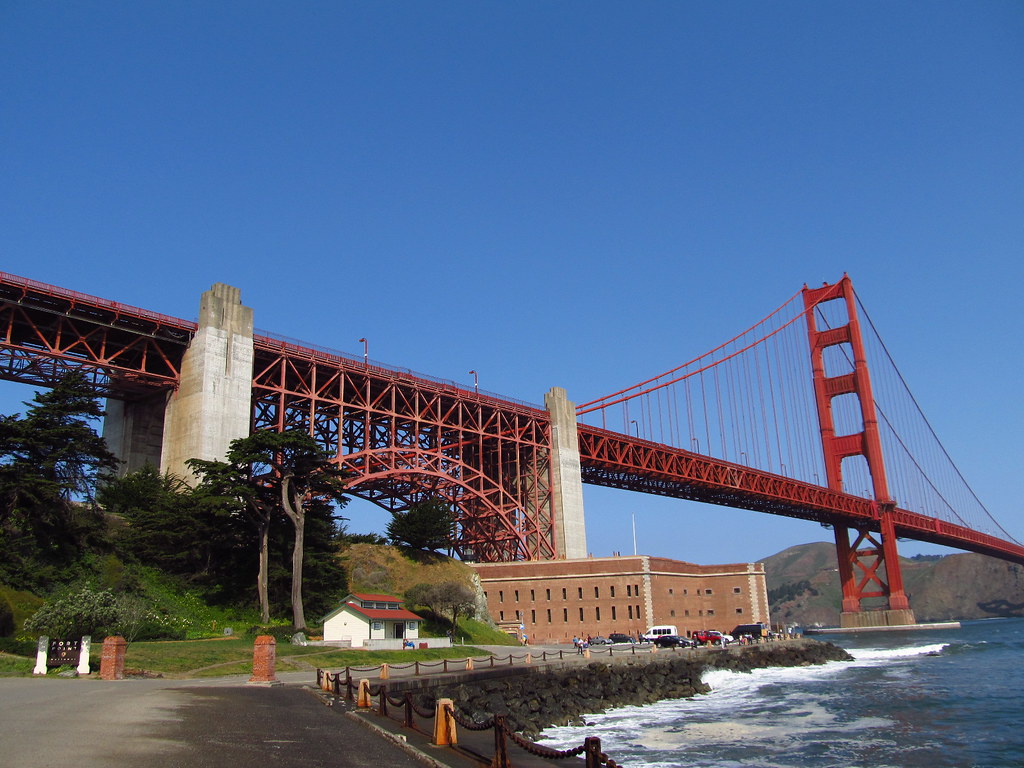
317 663 627 766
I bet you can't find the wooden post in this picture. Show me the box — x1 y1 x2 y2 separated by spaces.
380 662 389 680
433 699 458 746
357 678 372 708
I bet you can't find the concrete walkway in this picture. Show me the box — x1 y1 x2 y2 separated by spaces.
0 671 429 768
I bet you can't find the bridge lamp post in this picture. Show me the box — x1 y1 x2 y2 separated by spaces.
691 437 700 453
630 419 638 437
469 370 478 395
358 338 368 367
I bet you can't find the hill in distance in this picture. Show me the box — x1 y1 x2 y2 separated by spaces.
764 542 1024 628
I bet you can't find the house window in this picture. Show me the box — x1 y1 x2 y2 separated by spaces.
407 622 416 631
705 589 713 595
669 588 674 595
372 621 382 631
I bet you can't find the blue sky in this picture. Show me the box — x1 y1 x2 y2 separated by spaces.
2 2 1022 564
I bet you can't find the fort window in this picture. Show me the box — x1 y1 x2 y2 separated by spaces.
531 609 536 623
626 585 632 597
670 609 675 617
596 607 601 621
515 590 520 601
547 609 552 622
707 609 715 616
628 605 633 619
546 589 551 600
734 587 741 594
610 586 615 597
579 607 584 621
562 588 567 600
500 611 505 620
736 608 743 613
594 586 600 598
563 608 568 622
578 587 583 599
531 589 535 601
499 591 504 603
611 606 617 620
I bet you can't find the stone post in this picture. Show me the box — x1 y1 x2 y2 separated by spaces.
100 636 127 680
33 636 48 676
432 698 458 746
77 635 92 675
248 635 279 684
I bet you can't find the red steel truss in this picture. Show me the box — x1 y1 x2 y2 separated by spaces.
250 338 557 562
0 271 193 395
577 426 1024 564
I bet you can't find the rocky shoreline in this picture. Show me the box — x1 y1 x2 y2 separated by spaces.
412 640 853 738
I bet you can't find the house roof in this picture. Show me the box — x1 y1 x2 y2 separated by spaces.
348 592 403 603
345 604 423 621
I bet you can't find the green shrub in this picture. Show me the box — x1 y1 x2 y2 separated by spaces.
24 585 119 639
0 593 14 637
0 636 35 656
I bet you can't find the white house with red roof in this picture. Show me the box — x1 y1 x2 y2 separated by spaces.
322 593 425 648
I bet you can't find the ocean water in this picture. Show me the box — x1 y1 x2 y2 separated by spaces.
537 618 1024 767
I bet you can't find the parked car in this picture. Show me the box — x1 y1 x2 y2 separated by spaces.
691 629 729 646
653 634 690 648
589 636 611 645
607 633 635 644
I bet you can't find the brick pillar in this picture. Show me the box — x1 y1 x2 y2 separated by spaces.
249 635 278 684
100 636 127 680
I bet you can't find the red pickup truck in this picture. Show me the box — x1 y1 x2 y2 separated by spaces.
691 629 728 646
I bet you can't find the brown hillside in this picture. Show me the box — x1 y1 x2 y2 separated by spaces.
763 542 1024 627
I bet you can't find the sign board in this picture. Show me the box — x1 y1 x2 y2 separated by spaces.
47 638 81 668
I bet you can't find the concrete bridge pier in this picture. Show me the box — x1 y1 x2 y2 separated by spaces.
104 283 254 481
544 386 587 559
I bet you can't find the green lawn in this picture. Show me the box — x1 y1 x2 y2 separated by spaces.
99 637 490 678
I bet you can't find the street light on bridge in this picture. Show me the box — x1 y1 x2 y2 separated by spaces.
469 370 478 395
630 419 638 437
358 338 368 367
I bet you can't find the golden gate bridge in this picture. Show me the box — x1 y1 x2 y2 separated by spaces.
1 270 1020 628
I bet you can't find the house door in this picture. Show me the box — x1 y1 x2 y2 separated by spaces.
393 623 405 639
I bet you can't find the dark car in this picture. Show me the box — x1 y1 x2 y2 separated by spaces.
653 634 690 648
607 633 635 644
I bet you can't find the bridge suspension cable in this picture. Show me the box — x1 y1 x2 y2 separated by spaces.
577 279 1018 544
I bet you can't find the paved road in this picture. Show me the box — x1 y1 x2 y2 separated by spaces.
0 672 430 768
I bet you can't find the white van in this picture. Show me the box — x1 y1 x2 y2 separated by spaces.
642 625 678 642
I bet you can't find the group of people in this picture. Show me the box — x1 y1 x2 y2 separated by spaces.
571 636 591 654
